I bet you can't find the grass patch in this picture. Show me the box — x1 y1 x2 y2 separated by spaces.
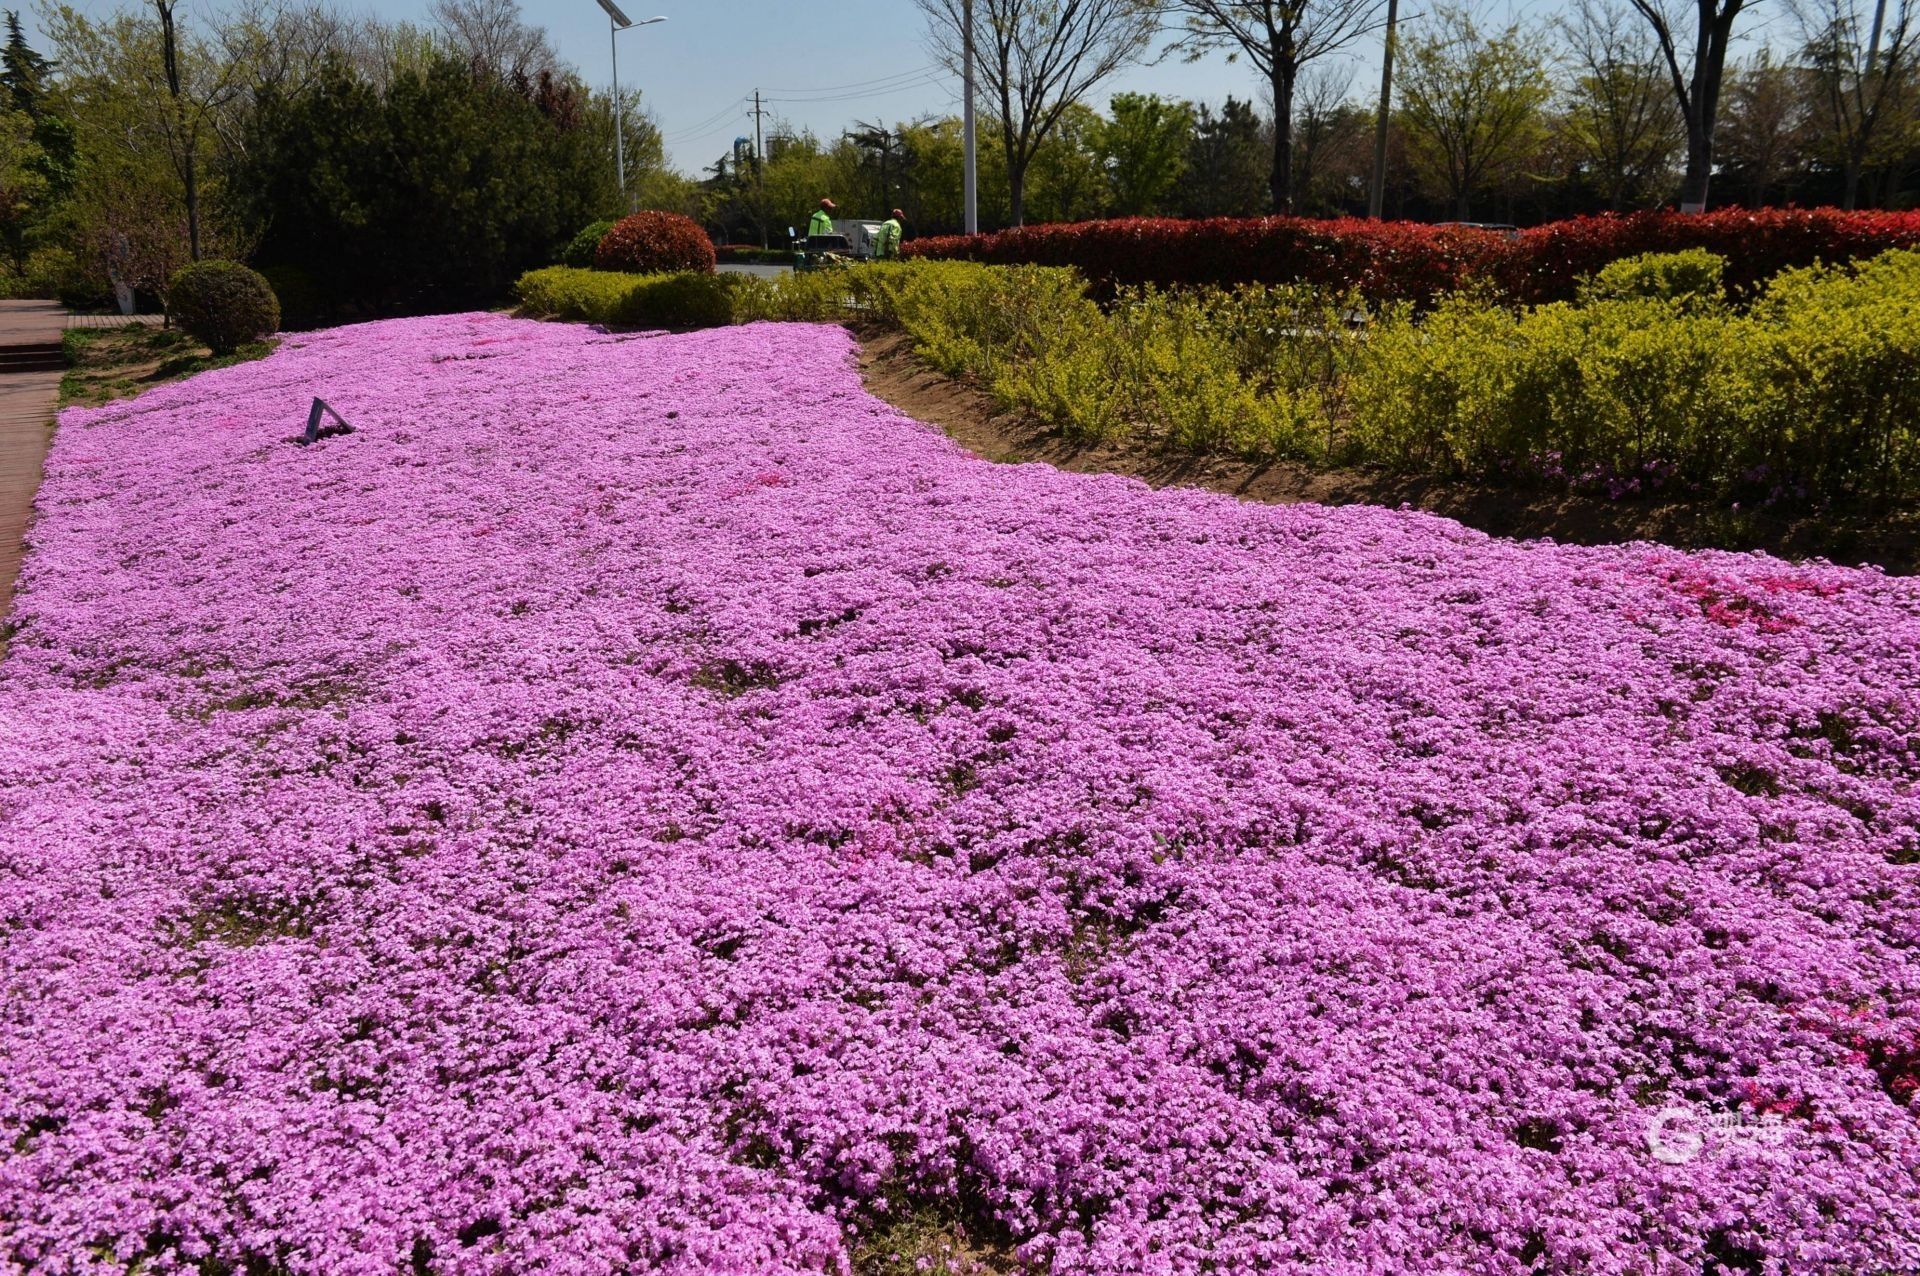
851 1205 1022 1275
60 325 274 409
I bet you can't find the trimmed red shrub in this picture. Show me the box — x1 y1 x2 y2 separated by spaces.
904 208 1920 303
594 211 717 275
1512 207 1920 299
903 216 1518 304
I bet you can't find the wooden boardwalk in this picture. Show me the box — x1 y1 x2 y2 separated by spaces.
0 301 73 641
65 312 165 330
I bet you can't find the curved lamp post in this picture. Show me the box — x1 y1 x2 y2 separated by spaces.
595 1 667 209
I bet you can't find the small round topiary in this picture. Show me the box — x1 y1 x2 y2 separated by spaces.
168 260 282 355
561 219 617 268
594 211 717 275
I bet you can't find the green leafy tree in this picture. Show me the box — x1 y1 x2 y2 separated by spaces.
1704 50 1812 204
0 12 60 273
1026 102 1108 222
44 4 235 298
1291 64 1370 212
1 9 71 191
914 0 1158 225
1183 97 1269 216
1396 5 1552 218
0 106 45 272
1558 0 1684 209
1172 0 1387 212
233 53 614 310
1100 92 1195 215
1793 0 1919 207
889 115 1010 231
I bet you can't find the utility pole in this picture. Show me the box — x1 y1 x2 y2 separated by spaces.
1367 0 1398 220
752 91 766 173
750 91 770 247
1867 0 1889 80
962 0 978 234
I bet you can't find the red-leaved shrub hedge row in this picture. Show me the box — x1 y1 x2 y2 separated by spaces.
902 208 1920 302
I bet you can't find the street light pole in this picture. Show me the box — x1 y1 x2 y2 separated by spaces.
963 0 977 235
594 2 666 211
610 9 624 203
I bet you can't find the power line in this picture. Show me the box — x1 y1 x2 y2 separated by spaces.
658 67 957 158
761 73 949 106
758 64 941 95
660 95 751 143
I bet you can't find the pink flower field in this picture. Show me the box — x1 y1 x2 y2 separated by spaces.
5 314 1920 1275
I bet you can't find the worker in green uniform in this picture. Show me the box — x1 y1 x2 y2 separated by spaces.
874 208 904 259
808 198 837 238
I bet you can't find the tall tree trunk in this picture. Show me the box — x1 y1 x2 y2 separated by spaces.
1002 112 1024 227
1676 1 1737 212
1678 122 1711 211
1270 63 1297 213
157 1 200 260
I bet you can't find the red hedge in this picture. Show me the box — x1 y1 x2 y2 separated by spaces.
902 208 1920 303
595 211 716 275
1512 208 1920 297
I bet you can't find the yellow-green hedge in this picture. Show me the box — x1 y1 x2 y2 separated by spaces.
514 266 737 329
514 251 1920 506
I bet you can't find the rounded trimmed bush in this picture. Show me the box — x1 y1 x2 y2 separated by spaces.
1582 249 1727 307
594 211 716 275
561 219 617 268
168 260 281 354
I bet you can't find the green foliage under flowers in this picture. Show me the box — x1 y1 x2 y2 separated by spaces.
167 260 281 355
515 248 1920 508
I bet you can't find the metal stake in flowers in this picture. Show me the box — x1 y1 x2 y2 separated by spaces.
301 398 353 445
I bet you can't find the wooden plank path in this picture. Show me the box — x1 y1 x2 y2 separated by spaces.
65 312 165 330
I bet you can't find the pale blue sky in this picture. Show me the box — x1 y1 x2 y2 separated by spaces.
24 0 1797 173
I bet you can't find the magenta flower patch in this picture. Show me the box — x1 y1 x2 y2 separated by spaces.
2 314 1918 1274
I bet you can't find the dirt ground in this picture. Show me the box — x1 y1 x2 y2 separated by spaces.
855 329 1920 574
59 326 273 410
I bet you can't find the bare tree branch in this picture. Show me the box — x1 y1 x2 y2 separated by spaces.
916 0 1159 225
1172 0 1387 211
